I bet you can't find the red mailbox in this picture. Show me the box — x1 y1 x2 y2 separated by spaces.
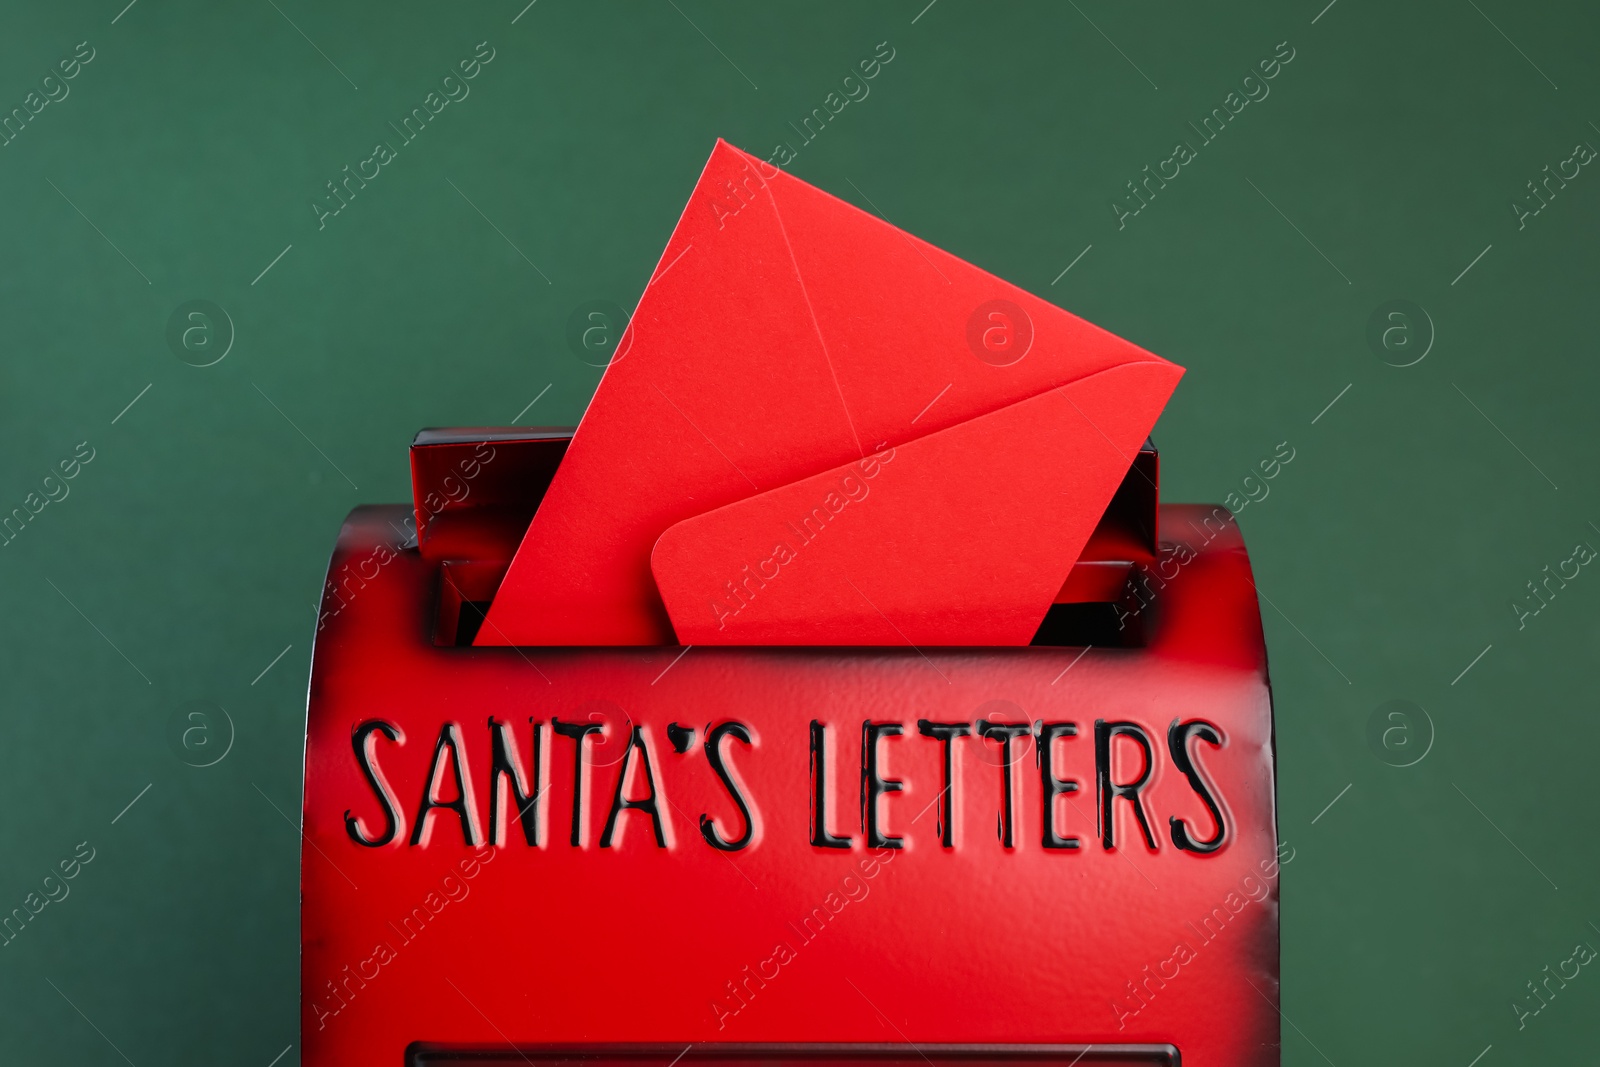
303 137 1279 1066
300 427 1281 1066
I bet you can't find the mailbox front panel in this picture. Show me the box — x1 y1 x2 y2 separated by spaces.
303 504 1279 1066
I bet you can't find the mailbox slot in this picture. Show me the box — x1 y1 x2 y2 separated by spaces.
413 431 1160 647
406 1044 1181 1067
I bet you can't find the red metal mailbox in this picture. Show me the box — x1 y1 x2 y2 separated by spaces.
300 428 1281 1066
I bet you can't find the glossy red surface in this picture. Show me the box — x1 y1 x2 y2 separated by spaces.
303 502 1279 1066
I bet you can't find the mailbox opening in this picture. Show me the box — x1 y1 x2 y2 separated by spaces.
411 429 1162 648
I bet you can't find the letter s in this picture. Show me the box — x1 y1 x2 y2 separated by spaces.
1167 719 1228 853
700 721 758 851
346 720 406 846
75 41 97 63
74 441 96 464
475 40 496 63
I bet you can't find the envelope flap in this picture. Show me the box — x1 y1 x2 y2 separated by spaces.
651 360 1182 646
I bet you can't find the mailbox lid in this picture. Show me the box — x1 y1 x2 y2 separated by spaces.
304 503 1277 1067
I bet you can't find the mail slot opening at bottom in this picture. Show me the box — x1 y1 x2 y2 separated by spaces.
405 1045 1182 1067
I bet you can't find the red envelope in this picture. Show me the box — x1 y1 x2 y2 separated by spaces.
478 140 1183 646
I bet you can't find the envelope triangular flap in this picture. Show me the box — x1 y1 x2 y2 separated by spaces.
652 361 1179 646
478 139 1183 646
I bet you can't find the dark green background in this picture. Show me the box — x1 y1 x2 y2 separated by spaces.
2 0 1596 1062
